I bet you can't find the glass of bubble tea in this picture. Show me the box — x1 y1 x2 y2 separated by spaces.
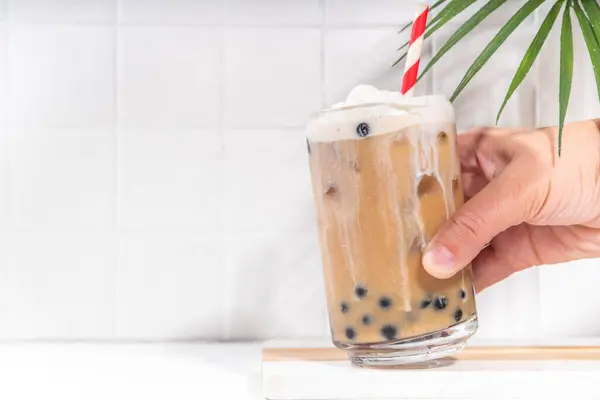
306 86 478 367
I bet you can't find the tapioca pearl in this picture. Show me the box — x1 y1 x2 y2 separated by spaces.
454 309 463 322
345 327 356 340
460 289 466 300
379 296 392 310
381 325 398 341
437 132 448 142
417 175 438 197
362 314 372 326
433 296 448 310
354 285 368 299
340 302 350 314
420 296 432 309
356 122 370 138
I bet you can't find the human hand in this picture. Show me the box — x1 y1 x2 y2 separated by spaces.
422 119 600 292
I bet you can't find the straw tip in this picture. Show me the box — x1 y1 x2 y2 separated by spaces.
415 2 429 11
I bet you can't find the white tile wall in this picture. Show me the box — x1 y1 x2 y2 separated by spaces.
0 25 5 123
7 0 116 24
325 0 418 26
0 0 597 341
119 128 221 231
540 259 600 337
0 233 116 339
224 231 327 339
118 0 223 25
8 25 115 126
224 129 314 231
6 127 116 231
454 0 536 26
227 0 321 26
536 12 600 126
116 233 222 339
325 27 432 105
223 27 321 128
117 26 221 127
432 24 537 131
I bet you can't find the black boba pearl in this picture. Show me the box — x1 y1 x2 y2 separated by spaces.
379 296 392 310
306 138 311 154
434 296 448 310
454 309 463 322
345 327 356 340
340 302 350 314
356 122 371 138
420 297 432 309
381 325 397 341
355 285 368 299
362 314 372 326
460 289 466 299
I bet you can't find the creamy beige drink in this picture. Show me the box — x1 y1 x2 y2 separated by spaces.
307 85 478 366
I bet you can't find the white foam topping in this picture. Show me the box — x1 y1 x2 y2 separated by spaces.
307 85 455 142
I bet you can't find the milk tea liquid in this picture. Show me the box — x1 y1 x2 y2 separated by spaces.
307 86 476 346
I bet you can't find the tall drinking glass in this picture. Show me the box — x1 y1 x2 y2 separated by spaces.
306 87 478 366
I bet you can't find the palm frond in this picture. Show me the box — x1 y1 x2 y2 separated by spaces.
574 0 600 103
392 0 600 156
581 0 600 40
414 0 508 80
450 0 546 102
497 0 564 123
399 0 447 34
396 0 477 55
558 0 574 157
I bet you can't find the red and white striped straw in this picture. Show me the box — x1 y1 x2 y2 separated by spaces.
401 3 429 96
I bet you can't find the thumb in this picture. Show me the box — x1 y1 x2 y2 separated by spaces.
422 160 534 279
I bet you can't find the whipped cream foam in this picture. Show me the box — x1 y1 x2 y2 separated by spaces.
307 85 455 142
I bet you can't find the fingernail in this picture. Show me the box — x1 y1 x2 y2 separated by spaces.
422 245 455 278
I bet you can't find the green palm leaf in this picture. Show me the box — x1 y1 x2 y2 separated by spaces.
399 0 447 34
581 0 600 40
396 0 477 54
415 0 508 81
496 0 564 123
558 0 574 157
574 0 600 103
450 0 546 102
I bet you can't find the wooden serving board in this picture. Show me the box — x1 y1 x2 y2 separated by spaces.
263 344 600 362
261 339 600 400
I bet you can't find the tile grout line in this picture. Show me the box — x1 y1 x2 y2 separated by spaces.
3 122 311 131
3 5 9 236
319 0 327 110
220 0 230 341
0 21 419 29
319 0 330 338
114 0 121 339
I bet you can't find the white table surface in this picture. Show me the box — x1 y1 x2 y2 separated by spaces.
0 342 264 400
2 339 600 400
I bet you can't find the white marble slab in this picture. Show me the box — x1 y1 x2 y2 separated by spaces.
0 342 264 400
262 338 600 400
